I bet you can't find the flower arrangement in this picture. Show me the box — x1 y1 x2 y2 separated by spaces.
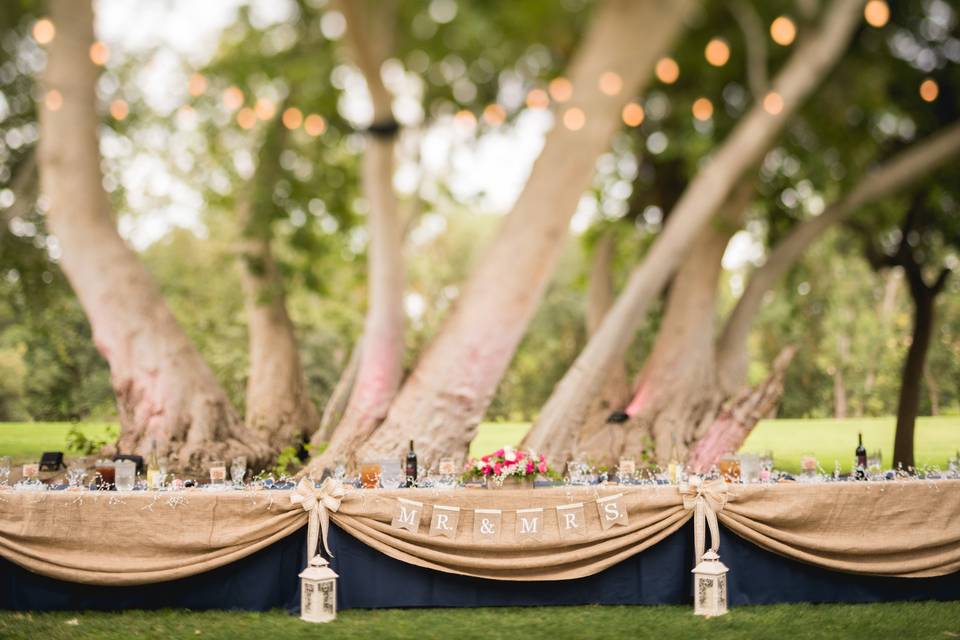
463 447 552 486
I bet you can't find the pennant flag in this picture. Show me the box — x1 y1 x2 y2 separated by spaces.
390 497 423 533
596 493 629 530
429 505 460 538
473 509 502 543
556 502 587 540
516 507 544 541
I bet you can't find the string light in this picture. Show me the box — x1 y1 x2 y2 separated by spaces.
222 86 244 111
44 89 63 111
32 18 55 45
548 77 573 102
919 78 939 102
598 71 623 96
525 88 549 110
109 99 128 120
692 97 713 121
864 1 890 27
254 97 276 120
282 107 303 129
304 114 326 136
655 57 679 84
454 109 477 129
562 107 585 131
482 103 506 125
622 102 644 127
770 17 796 46
89 41 110 66
236 107 256 129
762 91 784 115
705 39 730 67
187 74 207 97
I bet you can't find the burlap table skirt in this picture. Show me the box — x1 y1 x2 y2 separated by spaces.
1 480 957 586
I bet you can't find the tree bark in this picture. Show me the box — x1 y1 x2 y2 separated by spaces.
314 341 362 445
526 0 864 464
38 0 270 471
716 121 960 394
310 0 406 463
569 231 631 462
313 0 695 471
893 265 948 469
239 116 319 448
686 346 797 472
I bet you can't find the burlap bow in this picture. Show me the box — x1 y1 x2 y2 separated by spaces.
290 477 345 560
680 477 728 565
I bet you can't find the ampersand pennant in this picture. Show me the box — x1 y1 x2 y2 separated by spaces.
516 507 544 541
555 502 587 540
390 497 423 534
429 505 460 539
596 493 629 530
473 508 502 543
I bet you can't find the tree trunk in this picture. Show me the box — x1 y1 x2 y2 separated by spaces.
312 0 695 471
310 0 406 464
686 346 797 472
716 121 960 394
568 232 631 462
38 0 269 471
893 265 949 469
523 0 864 464
239 113 320 448
314 341 362 445
833 334 849 419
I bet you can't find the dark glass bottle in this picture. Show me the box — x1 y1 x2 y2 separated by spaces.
855 432 867 479
405 440 418 487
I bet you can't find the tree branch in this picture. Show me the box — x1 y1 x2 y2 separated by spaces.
729 0 768 100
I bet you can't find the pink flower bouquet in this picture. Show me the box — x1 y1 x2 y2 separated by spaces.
463 447 551 485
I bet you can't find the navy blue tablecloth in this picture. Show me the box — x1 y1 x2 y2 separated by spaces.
2 521 957 611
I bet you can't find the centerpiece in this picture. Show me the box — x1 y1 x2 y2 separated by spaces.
463 447 551 489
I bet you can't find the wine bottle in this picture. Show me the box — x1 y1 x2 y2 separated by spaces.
405 440 418 487
147 440 160 489
855 432 867 480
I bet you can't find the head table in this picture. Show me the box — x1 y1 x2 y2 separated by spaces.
1 480 958 611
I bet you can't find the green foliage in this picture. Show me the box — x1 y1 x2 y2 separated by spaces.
65 423 118 456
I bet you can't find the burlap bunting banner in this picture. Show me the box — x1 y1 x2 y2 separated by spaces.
555 502 587 540
429 505 460 538
390 497 423 533
473 508 502 543
596 493 629 530
516 507 544 541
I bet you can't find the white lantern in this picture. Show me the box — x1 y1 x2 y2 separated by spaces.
299 555 339 623
691 549 729 616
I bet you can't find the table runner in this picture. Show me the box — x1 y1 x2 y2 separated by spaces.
1 480 958 585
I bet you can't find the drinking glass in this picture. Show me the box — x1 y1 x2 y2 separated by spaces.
209 460 227 486
66 460 87 488
360 461 381 489
800 453 818 480
230 456 247 487
867 450 882 479
740 453 760 484
0 456 10 486
114 460 136 491
379 459 403 489
718 453 741 483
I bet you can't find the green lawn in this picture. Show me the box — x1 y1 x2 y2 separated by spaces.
1 417 957 473
469 416 959 473
1 603 958 640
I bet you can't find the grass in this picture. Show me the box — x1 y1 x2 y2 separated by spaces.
1 603 959 640
468 416 959 473
1 417 957 473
